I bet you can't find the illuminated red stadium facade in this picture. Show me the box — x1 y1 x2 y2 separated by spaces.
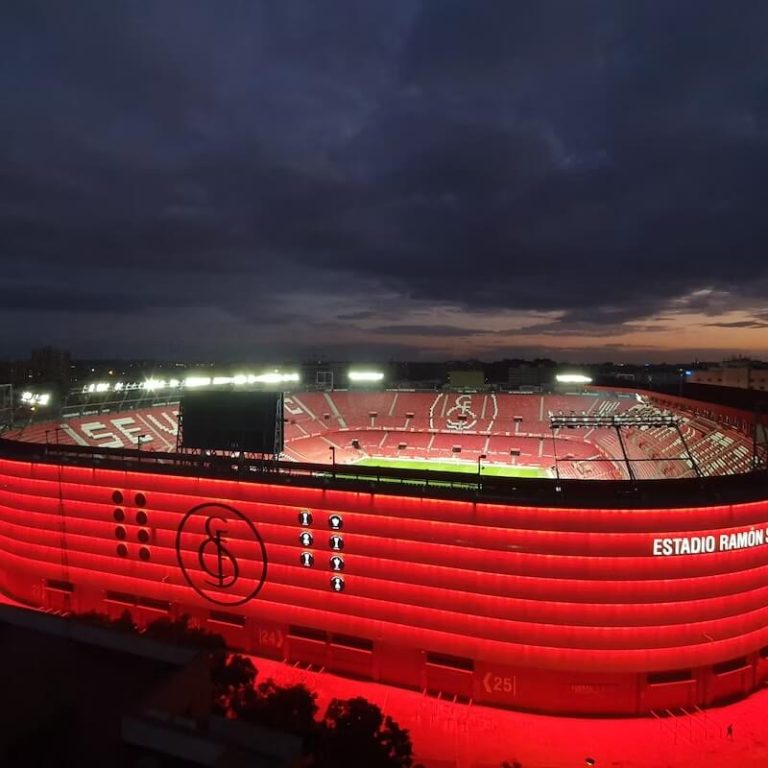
2 388 767 715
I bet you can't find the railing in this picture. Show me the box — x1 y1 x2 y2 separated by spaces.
1 436 767 510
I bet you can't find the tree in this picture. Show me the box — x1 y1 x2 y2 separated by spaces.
233 679 318 734
313 696 413 768
144 614 226 652
210 652 258 715
76 609 136 632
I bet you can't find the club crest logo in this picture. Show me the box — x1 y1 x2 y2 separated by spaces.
443 395 478 431
176 503 267 606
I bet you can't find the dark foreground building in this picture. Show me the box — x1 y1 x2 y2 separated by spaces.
0 606 302 767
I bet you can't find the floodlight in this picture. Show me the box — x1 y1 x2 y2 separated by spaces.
252 372 300 384
348 370 384 382
555 373 593 384
184 376 212 388
21 391 51 406
255 372 283 384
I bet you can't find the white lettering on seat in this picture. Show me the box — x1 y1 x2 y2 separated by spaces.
80 422 123 448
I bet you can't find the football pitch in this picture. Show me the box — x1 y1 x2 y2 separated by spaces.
353 457 549 479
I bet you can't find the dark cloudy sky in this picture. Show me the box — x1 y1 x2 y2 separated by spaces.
2 1 768 362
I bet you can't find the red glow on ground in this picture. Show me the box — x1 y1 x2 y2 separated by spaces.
250 653 768 768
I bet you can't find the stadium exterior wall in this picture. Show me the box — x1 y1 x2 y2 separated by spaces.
2 443 768 715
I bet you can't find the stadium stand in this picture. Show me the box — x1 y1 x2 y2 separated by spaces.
6 391 756 479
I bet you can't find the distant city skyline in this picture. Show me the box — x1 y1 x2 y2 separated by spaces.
2 2 768 362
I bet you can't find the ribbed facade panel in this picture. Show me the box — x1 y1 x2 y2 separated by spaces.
1 456 768 714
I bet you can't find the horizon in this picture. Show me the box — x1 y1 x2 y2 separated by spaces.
1 347 765 368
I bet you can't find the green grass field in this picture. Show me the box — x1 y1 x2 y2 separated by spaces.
353 456 549 479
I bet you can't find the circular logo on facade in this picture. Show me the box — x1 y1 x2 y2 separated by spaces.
176 503 267 606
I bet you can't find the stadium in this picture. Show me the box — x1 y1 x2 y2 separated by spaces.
1 378 768 716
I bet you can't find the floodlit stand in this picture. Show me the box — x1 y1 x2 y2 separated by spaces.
549 413 702 480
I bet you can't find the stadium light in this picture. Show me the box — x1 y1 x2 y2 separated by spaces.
180 372 301 388
348 370 384 383
555 373 593 385
20 391 51 406
84 371 303 394
81 381 113 394
251 371 300 385
184 376 212 388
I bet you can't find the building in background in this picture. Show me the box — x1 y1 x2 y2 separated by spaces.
448 369 485 389
689 359 768 391
507 359 556 391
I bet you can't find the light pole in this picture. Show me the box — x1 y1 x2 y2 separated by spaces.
477 453 487 476
137 434 147 461
330 445 336 473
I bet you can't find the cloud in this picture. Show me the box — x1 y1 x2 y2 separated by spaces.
1 1 768 359
703 320 768 329
367 323 490 337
